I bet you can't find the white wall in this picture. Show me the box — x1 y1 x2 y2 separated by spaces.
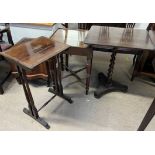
135 23 149 29
0 24 61 43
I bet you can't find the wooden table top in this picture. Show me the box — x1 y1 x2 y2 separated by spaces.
52 29 88 48
84 26 155 51
0 36 70 70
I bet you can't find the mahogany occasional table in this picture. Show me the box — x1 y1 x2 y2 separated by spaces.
0 36 73 129
84 26 155 99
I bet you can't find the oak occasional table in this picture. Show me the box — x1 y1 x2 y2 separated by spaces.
0 36 73 129
84 26 155 98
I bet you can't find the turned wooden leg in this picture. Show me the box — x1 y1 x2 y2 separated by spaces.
60 54 64 71
17 66 50 129
86 54 93 95
106 50 117 85
138 98 155 131
0 86 4 94
45 61 51 87
65 54 69 71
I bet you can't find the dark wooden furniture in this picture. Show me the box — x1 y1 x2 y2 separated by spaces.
0 36 73 129
63 23 128 75
51 28 93 95
10 38 51 85
78 23 127 30
138 98 155 131
132 23 155 81
10 24 56 84
0 23 14 94
115 23 140 66
84 26 155 98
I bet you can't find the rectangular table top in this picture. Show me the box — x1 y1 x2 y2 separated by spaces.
0 36 70 70
84 26 155 51
52 29 88 48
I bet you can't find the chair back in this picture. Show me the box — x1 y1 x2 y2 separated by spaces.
78 23 91 30
78 23 133 30
0 23 14 52
126 23 135 28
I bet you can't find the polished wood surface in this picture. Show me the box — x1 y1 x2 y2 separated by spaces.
52 29 88 48
9 38 49 80
85 26 155 51
0 36 70 71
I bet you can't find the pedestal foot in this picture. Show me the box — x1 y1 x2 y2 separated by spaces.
94 73 128 99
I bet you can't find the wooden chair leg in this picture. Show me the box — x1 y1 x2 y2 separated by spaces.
86 55 93 95
0 86 4 94
138 98 155 131
65 54 69 71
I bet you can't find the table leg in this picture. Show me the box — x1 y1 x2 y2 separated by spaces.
45 61 52 87
17 66 50 129
137 98 155 131
0 86 4 94
60 54 64 71
48 55 73 103
94 50 128 99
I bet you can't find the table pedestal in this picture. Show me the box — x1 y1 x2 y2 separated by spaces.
94 50 128 99
17 55 73 129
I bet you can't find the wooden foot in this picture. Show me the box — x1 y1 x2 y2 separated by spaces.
23 108 50 129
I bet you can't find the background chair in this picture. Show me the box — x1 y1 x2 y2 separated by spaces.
0 23 14 94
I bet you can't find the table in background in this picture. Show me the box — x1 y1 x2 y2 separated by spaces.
84 26 155 98
51 28 93 94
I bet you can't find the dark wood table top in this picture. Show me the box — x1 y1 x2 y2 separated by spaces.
0 36 70 70
52 29 88 48
84 26 155 51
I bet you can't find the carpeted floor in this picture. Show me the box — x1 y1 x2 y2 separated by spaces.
0 51 155 131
